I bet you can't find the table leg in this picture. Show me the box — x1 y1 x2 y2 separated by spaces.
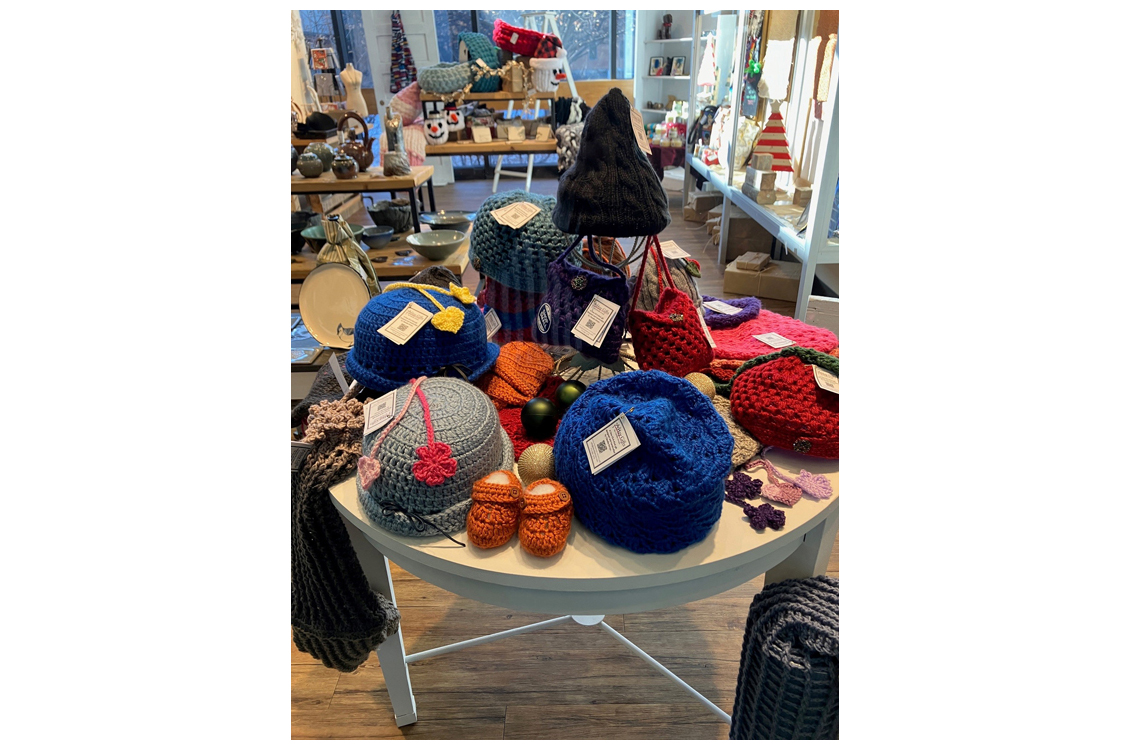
407 188 421 233
342 520 419 727
426 178 436 212
308 194 326 215
764 505 839 585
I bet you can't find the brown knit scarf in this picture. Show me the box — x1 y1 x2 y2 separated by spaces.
292 397 401 672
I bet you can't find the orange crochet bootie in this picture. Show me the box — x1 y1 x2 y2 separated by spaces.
518 479 573 557
467 470 524 549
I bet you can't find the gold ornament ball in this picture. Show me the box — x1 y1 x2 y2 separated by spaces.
518 444 556 484
685 372 716 399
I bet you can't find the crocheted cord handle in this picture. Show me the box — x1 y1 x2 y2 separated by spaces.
381 282 477 333
358 377 426 490
629 235 674 311
715 346 839 397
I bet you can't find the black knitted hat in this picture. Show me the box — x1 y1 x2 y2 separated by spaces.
553 88 670 237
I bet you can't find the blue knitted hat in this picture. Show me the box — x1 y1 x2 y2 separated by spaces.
358 378 514 537
469 190 577 293
346 284 500 393
554 370 734 554
458 32 501 92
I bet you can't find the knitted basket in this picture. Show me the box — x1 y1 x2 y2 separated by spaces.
723 347 838 459
419 61 474 94
554 370 733 554
492 18 547 56
730 576 839 740
458 32 501 92
701 295 761 328
469 190 577 293
710 309 838 361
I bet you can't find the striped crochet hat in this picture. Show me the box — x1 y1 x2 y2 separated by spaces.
554 370 733 554
469 190 577 293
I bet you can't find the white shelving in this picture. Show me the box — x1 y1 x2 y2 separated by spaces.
644 37 694 44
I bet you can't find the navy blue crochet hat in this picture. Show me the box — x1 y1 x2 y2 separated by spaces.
346 284 500 393
458 32 501 93
554 370 734 554
469 190 577 293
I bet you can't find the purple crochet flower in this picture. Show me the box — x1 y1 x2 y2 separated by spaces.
725 473 763 504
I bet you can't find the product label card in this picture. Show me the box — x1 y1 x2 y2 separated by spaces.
363 391 398 435
291 441 313 473
475 58 487 70
583 412 641 475
471 125 492 143
378 301 434 345
327 353 350 395
510 32 519 45
753 332 794 348
484 308 501 340
629 106 653 155
506 125 525 142
703 299 743 315
813 365 839 394
570 294 620 348
659 240 691 259
490 201 542 229
697 308 716 348
535 124 552 140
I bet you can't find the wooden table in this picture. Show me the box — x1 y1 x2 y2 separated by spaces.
425 139 556 192
291 165 436 233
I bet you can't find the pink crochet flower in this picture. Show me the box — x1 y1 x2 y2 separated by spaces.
413 442 457 486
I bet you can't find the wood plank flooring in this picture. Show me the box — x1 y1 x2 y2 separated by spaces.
296 173 835 740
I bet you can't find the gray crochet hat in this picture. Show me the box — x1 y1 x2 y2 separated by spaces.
469 190 577 293
358 378 513 538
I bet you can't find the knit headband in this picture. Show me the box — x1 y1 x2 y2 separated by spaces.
381 282 478 333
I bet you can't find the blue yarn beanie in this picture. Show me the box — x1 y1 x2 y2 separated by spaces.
554 370 734 554
347 285 500 393
458 32 501 92
469 190 577 293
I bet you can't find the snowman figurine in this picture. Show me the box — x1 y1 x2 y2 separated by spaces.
424 113 449 146
445 105 465 138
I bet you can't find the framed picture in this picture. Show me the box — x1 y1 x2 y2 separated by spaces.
649 56 665 76
671 56 686 76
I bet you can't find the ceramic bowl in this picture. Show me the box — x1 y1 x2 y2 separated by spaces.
301 223 366 253
406 230 466 261
419 210 477 234
361 225 395 249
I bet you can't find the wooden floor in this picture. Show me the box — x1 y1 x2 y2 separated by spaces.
295 172 834 740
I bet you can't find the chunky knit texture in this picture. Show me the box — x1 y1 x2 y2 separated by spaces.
492 18 549 57
699 358 748 385
291 353 352 429
519 479 572 557
554 370 733 554
475 341 554 409
710 309 838 361
358 378 514 536
701 295 762 328
457 32 501 92
637 256 704 314
730 576 839 740
724 348 839 459
553 88 671 237
418 61 474 94
470 190 577 293
712 395 763 467
628 238 713 378
478 278 543 343
467 470 523 549
292 398 401 672
347 285 499 393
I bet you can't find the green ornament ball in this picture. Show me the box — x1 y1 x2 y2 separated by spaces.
555 380 587 411
521 397 559 440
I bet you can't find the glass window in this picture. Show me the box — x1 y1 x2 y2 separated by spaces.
299 10 374 89
435 10 474 62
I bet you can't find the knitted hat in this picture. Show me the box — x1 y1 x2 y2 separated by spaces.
470 190 577 293
497 376 563 460
554 370 733 554
408 265 461 288
553 88 671 237
712 395 763 467
458 32 501 92
357 378 514 537
477 278 544 342
711 309 838 361
701 295 762 328
475 341 554 409
347 283 499 393
724 347 838 459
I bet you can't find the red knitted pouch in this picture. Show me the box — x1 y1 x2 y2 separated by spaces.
627 236 713 377
725 347 839 459
492 19 547 57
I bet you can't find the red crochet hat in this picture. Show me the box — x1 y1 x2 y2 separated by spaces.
496 376 564 459
709 309 838 361
724 347 838 459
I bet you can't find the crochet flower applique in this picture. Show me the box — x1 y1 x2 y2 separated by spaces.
413 442 457 486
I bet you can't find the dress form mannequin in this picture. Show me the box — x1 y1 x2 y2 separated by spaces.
340 63 368 117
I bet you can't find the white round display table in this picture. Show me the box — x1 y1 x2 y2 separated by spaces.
330 448 838 728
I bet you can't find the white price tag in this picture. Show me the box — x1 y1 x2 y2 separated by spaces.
327 353 349 395
703 299 743 315
535 124 552 140
659 240 691 259
697 308 716 348
484 308 501 340
471 125 492 143
291 441 313 473
363 391 398 436
812 365 839 394
475 58 487 69
378 301 433 345
570 294 620 348
583 412 641 475
753 332 795 348
511 32 519 44
629 106 652 155
490 201 542 229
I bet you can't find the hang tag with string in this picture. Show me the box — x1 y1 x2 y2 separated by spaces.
629 106 652 155
327 354 350 395
484 308 501 340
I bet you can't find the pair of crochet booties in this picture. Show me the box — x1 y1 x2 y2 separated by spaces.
467 470 572 556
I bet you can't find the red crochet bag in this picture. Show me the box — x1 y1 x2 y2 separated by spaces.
492 19 550 57
627 236 713 377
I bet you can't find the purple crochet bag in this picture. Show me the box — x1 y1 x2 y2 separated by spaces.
532 236 630 363
701 295 762 328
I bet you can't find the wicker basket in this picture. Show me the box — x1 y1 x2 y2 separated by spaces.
419 62 474 94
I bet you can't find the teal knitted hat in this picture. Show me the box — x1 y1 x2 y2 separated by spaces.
458 32 501 93
469 190 577 293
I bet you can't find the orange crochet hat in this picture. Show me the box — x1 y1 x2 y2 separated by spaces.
475 342 554 408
